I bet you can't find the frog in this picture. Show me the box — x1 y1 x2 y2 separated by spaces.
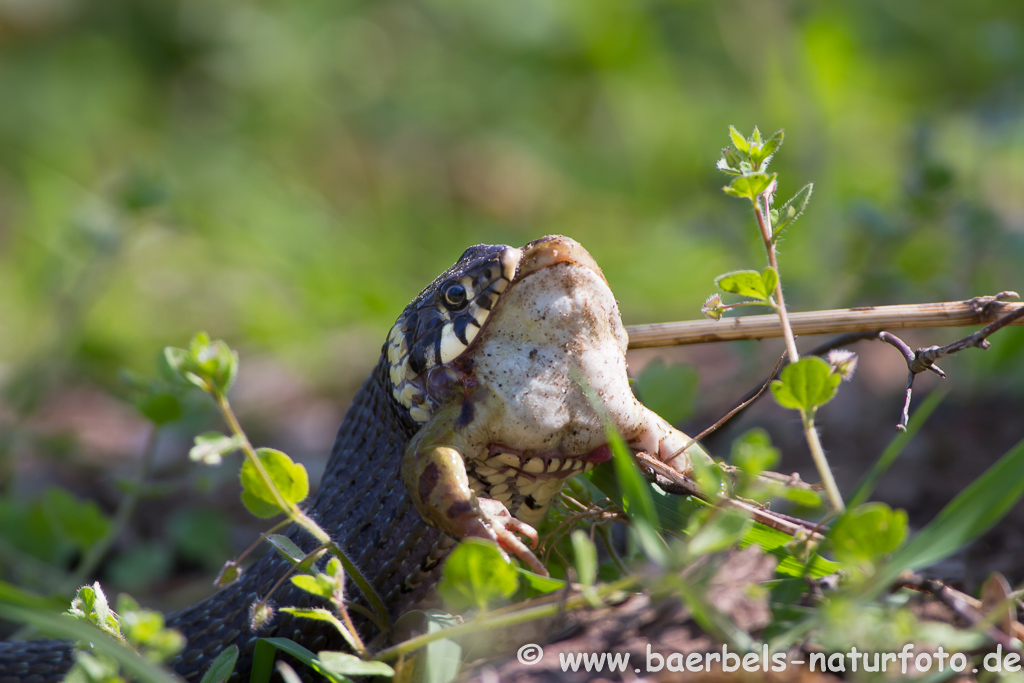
388 235 710 574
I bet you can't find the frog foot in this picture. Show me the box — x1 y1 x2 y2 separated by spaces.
627 406 713 474
477 498 547 575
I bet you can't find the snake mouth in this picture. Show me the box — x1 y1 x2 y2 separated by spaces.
514 235 608 284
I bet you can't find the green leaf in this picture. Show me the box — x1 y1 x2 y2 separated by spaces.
239 448 309 518
68 582 122 640
606 428 659 531
515 568 566 594
164 333 239 397
633 359 698 425
772 183 813 241
266 534 307 565
722 172 776 200
879 437 1024 587
730 429 780 475
190 432 243 466
199 645 238 683
438 538 519 612
44 488 110 552
741 524 840 578
252 639 328 683
714 267 777 301
135 391 182 426
716 153 740 176
784 487 823 508
728 125 749 153
280 608 360 652
830 503 907 566
688 449 726 500
606 427 670 565
770 357 841 412
107 541 173 593
317 652 394 678
290 576 333 600
686 508 752 558
116 594 185 662
163 346 198 390
571 531 597 586
168 508 231 572
289 563 342 602
751 129 784 166
761 266 778 297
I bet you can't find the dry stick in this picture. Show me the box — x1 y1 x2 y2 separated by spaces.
634 451 825 541
625 294 1023 349
674 352 787 456
902 572 1023 651
629 293 1023 435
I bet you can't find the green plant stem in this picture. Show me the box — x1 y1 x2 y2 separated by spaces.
214 392 391 633
753 198 799 365
801 411 844 512
335 597 366 656
373 576 637 661
65 425 160 592
754 194 844 512
216 395 301 522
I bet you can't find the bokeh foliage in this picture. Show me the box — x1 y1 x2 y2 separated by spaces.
1 0 1023 386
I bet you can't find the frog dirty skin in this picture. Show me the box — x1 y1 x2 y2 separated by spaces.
392 235 711 574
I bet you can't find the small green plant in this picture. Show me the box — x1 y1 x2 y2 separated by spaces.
161 333 398 677
709 126 847 511
63 582 193 683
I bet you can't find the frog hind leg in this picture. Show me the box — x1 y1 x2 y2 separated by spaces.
402 443 547 575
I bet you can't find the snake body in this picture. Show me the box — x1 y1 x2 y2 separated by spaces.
0 244 488 680
0 236 703 681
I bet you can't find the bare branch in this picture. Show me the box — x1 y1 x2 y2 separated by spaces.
876 302 1024 431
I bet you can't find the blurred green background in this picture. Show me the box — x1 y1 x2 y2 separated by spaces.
2 0 1024 605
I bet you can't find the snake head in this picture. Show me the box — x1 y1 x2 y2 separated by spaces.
385 243 521 422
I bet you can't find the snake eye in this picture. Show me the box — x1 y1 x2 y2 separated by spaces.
441 282 468 311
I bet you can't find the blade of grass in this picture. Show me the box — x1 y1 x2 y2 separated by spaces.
848 388 947 508
876 437 1024 589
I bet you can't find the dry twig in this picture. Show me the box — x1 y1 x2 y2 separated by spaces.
878 294 1024 430
633 451 826 541
901 572 1024 651
626 294 1023 349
